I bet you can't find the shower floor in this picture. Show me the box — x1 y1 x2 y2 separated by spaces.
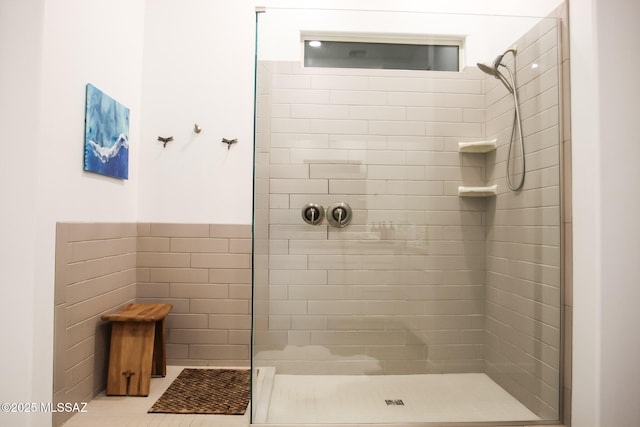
258 371 540 424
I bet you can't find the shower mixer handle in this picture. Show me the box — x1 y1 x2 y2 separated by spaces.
301 203 324 225
327 202 352 228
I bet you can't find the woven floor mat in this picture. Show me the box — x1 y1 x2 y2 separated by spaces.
148 368 250 415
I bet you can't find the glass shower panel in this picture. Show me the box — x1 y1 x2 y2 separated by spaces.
252 5 565 425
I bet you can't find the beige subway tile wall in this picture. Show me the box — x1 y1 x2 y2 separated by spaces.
483 10 564 420
53 222 252 427
54 223 138 427
254 57 489 376
136 223 252 366
253 5 570 423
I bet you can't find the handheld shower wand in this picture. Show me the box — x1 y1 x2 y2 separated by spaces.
477 48 525 192
477 48 516 93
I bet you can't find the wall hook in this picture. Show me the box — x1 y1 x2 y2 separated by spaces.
222 138 237 150
194 123 202 134
157 136 174 148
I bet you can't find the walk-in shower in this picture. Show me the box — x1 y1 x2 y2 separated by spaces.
477 48 526 191
252 4 568 426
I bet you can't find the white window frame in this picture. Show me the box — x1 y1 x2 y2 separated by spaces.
300 31 466 71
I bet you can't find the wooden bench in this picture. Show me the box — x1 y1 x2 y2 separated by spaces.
101 303 172 396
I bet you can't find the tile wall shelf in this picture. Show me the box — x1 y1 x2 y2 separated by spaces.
458 139 497 197
458 139 497 153
458 185 498 197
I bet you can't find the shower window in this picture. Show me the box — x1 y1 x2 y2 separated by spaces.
303 39 461 71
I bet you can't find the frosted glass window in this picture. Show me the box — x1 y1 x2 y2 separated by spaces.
304 40 459 71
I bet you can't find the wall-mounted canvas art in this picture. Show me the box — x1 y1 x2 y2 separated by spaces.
83 83 130 179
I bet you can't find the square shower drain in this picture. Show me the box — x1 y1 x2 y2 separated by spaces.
385 399 405 406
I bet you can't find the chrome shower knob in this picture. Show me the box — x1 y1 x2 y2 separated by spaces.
301 203 325 225
326 202 352 228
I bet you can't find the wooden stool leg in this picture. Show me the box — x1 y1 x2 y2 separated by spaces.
152 318 167 377
105 321 155 396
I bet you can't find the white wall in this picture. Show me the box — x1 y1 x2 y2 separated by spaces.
137 0 256 224
569 1 601 424
593 0 640 425
0 0 44 423
570 0 640 426
0 0 145 426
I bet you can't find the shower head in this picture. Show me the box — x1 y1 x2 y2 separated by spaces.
477 60 501 77
477 48 517 93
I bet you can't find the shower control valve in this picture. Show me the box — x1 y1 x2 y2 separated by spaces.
301 203 325 226
326 202 352 228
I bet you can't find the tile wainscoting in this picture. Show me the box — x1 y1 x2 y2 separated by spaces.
53 222 251 427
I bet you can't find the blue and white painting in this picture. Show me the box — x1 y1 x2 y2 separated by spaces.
83 83 129 179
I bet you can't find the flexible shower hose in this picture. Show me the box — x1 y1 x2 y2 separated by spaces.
502 65 525 192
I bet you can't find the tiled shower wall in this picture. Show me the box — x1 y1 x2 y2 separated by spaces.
253 62 490 375
253 6 570 423
53 222 251 427
483 9 566 420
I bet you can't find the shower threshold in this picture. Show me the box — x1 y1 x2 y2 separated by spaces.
254 369 540 424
